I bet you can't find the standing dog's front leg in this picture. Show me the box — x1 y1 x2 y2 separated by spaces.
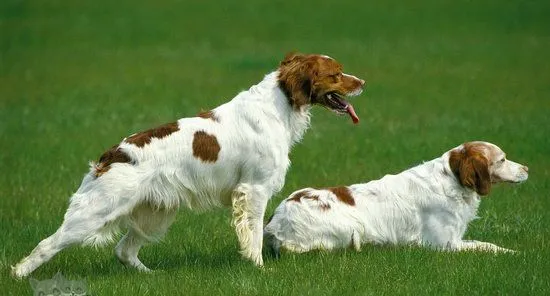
231 184 269 266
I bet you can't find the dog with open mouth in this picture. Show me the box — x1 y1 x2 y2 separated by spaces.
12 52 365 278
278 53 364 123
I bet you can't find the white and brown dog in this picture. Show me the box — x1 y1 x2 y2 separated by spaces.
12 53 365 278
264 141 528 255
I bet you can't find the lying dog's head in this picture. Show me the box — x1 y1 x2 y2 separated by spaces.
278 53 365 124
449 141 529 196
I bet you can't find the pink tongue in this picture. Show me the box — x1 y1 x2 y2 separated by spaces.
346 104 360 124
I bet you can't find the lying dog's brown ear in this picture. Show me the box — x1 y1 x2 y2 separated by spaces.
450 148 491 196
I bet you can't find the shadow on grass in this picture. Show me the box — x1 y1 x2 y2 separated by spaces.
18 245 245 281
153 248 243 271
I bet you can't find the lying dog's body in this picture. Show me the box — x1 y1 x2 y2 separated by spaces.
12 53 365 278
264 141 528 255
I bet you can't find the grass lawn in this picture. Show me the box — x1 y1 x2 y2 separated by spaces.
1 0 549 295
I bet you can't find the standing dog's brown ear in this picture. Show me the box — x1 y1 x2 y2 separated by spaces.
449 148 491 196
278 53 316 108
280 52 302 66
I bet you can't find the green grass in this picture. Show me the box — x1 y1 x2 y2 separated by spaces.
1 0 550 294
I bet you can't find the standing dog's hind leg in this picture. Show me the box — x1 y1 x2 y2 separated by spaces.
12 229 72 279
12 173 141 279
115 203 178 272
12 200 121 279
115 230 151 272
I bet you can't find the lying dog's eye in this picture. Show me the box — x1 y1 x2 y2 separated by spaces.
500 158 506 163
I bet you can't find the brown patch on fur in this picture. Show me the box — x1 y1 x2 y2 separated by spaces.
192 131 221 162
287 190 310 203
94 145 132 177
449 143 491 196
328 186 355 206
304 194 331 211
313 197 331 211
305 194 319 201
319 204 331 211
287 191 330 211
198 110 219 122
125 122 180 148
277 52 364 109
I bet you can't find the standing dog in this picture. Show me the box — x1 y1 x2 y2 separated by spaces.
12 53 365 278
264 141 528 255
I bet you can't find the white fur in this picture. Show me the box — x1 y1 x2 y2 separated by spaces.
12 71 314 278
264 141 528 254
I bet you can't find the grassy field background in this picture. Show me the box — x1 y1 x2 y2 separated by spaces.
1 0 549 295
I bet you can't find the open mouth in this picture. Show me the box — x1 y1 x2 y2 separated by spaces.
323 92 360 124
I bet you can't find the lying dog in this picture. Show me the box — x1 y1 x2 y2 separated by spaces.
264 141 528 255
12 53 365 278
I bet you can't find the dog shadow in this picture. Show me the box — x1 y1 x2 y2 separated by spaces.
18 246 244 282
151 248 242 271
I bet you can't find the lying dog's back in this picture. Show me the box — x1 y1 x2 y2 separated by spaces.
264 141 528 255
264 158 455 253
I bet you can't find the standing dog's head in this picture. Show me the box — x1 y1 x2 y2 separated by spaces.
277 53 365 124
449 141 529 196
